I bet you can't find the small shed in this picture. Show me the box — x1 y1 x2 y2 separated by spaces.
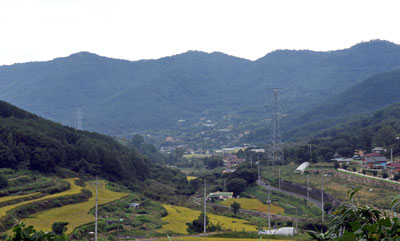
207 192 233 201
294 162 310 174
129 203 140 208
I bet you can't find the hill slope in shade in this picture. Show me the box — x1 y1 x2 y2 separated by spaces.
1 40 400 135
0 100 187 189
284 68 400 139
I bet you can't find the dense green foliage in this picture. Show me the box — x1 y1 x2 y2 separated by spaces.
230 201 241 214
6 222 67 241
0 101 149 184
283 102 400 161
186 212 220 233
1 40 400 137
308 191 400 240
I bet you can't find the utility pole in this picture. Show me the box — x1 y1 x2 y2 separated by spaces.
295 207 298 231
95 176 98 241
278 168 281 190
391 148 393 162
76 108 83 130
307 175 309 201
258 162 260 181
321 170 324 222
309 144 312 162
268 184 271 229
204 179 207 233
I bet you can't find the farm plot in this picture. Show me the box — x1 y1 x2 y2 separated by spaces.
160 205 257 234
0 178 82 217
22 180 128 233
221 198 284 215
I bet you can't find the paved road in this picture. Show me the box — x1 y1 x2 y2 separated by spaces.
257 179 322 209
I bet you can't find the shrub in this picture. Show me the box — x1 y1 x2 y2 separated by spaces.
0 175 8 188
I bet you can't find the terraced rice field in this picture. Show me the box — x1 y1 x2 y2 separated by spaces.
0 178 82 217
161 205 257 234
22 179 128 233
0 192 39 203
220 198 284 215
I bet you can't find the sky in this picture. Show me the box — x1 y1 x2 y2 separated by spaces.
1 0 400 65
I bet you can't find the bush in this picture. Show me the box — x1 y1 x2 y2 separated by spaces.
136 209 148 214
0 175 8 188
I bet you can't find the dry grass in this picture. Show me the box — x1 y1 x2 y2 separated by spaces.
160 205 257 234
21 179 128 234
220 198 284 215
0 178 82 217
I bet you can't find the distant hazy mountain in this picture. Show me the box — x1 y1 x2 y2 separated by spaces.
1 40 400 135
284 68 400 139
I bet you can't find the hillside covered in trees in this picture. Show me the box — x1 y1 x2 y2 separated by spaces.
0 100 186 191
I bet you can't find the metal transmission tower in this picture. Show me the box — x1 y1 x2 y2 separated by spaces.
76 108 83 130
268 88 284 165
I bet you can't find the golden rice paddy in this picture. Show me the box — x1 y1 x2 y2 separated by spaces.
21 179 128 233
0 192 39 204
0 178 82 217
160 205 257 234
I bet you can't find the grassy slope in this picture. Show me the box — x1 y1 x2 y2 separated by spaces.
261 163 399 210
21 180 128 233
220 198 284 215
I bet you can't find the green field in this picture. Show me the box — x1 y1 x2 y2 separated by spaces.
221 198 284 215
261 163 400 210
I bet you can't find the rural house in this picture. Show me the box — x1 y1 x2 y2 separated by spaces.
387 162 400 174
223 154 245 168
362 153 388 169
207 191 234 201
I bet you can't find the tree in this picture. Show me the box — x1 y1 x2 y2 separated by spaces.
186 212 220 233
230 201 241 214
308 190 400 240
226 178 247 196
51 222 68 235
7 222 67 241
131 134 144 148
374 125 396 147
0 174 8 189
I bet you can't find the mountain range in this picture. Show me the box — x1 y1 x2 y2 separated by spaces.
1 40 400 139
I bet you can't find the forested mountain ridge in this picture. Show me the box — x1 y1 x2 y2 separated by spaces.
0 100 186 190
284 68 400 140
1 40 400 136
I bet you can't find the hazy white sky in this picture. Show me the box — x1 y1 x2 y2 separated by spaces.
1 0 399 65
